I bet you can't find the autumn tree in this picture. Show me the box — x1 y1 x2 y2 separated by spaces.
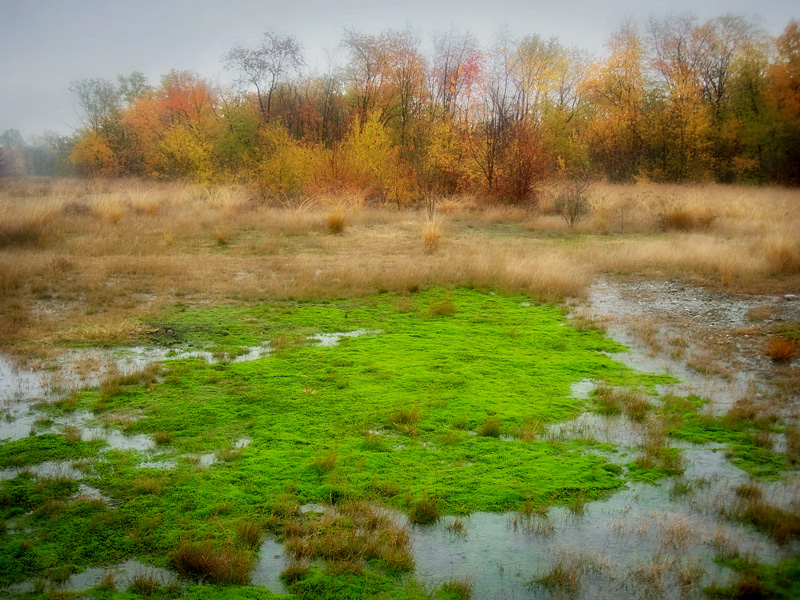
766 20 800 182
647 15 711 180
584 22 648 180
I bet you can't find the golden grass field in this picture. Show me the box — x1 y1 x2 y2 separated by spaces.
0 177 798 358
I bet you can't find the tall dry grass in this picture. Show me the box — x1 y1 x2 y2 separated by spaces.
1 178 798 354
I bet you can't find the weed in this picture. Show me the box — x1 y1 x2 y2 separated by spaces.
767 336 796 362
236 518 262 549
281 559 310 584
326 209 346 234
429 297 455 316
172 538 253 584
660 204 715 231
722 496 800 544
96 569 117 591
440 576 474 599
213 228 231 245
153 431 174 445
422 221 441 253
408 493 440 525
63 426 82 443
477 416 501 438
314 450 338 473
445 517 467 537
132 476 163 495
129 569 161 598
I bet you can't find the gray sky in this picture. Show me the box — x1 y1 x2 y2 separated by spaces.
1 0 797 139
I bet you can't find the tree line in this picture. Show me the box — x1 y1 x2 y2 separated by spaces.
3 15 800 201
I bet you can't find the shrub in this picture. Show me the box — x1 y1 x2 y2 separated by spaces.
554 177 592 228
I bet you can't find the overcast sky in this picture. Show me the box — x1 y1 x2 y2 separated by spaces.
1 0 797 140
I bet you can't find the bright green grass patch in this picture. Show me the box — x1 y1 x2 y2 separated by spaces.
662 396 790 479
0 434 104 468
1 288 666 592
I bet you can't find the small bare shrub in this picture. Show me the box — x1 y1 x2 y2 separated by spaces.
554 177 592 228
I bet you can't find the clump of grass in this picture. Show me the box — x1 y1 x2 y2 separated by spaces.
764 233 800 273
280 559 310 585
63 425 82 443
128 569 161 598
445 517 467 537
659 203 715 231
96 569 117 591
422 221 441 253
281 501 414 572
511 418 542 442
362 431 383 450
236 518 262 549
594 385 649 422
213 228 231 245
408 493 440 524
534 549 607 595
722 496 800 544
153 431 174 446
428 297 455 316
766 336 796 362
326 208 346 234
440 576 474 599
172 538 253 584
734 481 762 499
389 406 421 436
477 416 501 437
216 444 244 462
132 476 163 496
313 450 338 473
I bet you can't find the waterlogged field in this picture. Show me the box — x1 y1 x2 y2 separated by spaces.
0 179 799 599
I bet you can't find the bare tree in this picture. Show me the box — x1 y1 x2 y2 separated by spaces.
225 29 304 122
69 78 121 134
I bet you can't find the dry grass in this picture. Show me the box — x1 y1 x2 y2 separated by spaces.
1 179 799 356
280 501 414 572
422 220 442 253
766 336 797 362
172 538 253 584
325 208 346 234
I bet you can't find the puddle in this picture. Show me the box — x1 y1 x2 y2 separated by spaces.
251 538 291 594
0 460 87 481
308 329 381 347
65 559 174 592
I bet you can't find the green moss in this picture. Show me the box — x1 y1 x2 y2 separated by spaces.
0 434 104 468
0 289 666 594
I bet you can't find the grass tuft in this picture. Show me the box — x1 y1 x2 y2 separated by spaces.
766 336 796 362
408 493 440 524
326 209 346 234
172 538 253 584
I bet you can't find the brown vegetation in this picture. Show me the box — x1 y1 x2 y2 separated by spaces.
0 179 799 361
